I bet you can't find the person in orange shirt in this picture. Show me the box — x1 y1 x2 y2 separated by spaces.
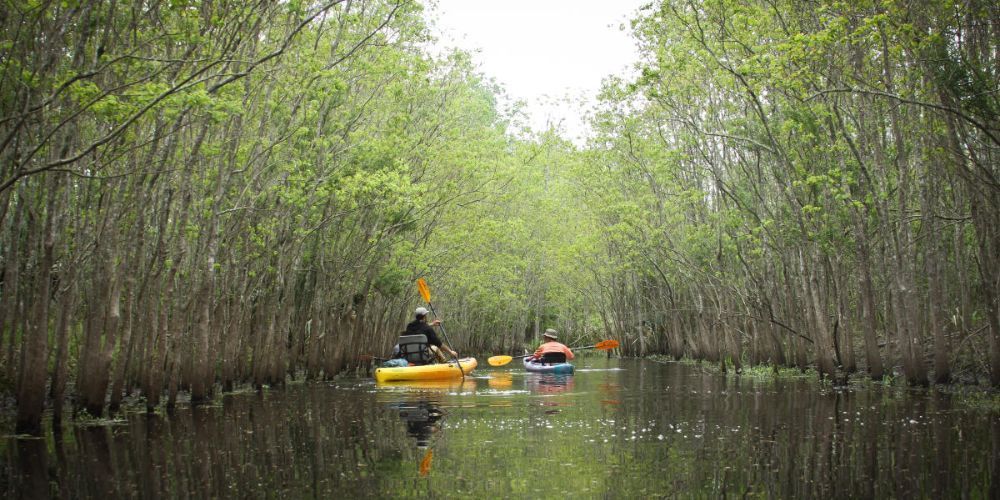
530 329 574 363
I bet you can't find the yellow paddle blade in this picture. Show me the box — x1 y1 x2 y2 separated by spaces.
416 278 431 303
419 449 433 476
595 339 620 350
488 355 513 366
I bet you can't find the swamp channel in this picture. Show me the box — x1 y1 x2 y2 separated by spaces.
1 358 998 498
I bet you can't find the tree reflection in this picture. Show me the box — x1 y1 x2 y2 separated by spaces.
14 438 48 498
1 361 997 497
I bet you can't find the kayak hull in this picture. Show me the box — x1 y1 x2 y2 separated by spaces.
523 358 575 374
375 357 477 383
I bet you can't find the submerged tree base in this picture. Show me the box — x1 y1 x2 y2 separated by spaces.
647 354 1000 411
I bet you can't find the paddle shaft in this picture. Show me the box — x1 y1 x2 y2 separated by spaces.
424 301 465 380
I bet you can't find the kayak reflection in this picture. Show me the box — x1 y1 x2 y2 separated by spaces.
393 400 445 449
525 373 575 395
487 372 513 390
376 378 477 392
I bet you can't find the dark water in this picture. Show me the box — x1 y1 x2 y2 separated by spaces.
2 359 997 498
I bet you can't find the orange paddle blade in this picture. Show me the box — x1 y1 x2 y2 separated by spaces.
419 449 433 476
595 339 620 350
488 355 514 366
416 278 431 303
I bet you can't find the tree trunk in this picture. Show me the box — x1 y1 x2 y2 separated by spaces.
141 297 162 412
108 185 147 414
971 192 1000 386
803 248 836 379
190 278 213 402
923 164 950 384
91 261 123 415
49 271 76 431
15 177 57 434
852 208 884 379
76 248 111 417
829 255 857 374
107 285 136 414
253 297 275 388
879 27 928 386
165 310 182 411
2 194 24 383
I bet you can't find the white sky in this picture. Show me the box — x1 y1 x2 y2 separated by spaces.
424 0 648 143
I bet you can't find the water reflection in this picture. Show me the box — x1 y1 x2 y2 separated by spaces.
13 438 48 498
376 378 478 393
525 373 575 395
392 400 445 448
0 360 996 498
487 372 513 390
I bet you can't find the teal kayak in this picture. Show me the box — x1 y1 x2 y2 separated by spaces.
523 357 575 374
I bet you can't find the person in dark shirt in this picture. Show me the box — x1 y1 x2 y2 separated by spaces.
405 307 457 362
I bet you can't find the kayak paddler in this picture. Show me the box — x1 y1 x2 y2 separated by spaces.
404 307 457 363
528 329 574 364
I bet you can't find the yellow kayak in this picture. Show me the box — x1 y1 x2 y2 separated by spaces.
374 357 477 383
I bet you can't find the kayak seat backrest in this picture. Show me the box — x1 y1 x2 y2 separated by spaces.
539 352 567 364
398 334 433 365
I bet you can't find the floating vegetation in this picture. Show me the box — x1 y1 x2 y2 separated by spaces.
75 416 128 427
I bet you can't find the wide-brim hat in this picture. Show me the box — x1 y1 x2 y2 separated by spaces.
543 328 558 340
